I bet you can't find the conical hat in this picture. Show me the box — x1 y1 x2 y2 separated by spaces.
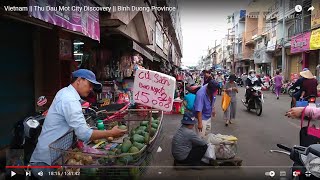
300 70 314 79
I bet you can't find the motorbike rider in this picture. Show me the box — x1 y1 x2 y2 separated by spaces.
289 68 308 107
299 70 318 100
244 70 262 105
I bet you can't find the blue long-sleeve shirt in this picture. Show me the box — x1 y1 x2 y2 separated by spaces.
30 85 93 165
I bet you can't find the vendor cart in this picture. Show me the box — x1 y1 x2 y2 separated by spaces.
49 109 163 180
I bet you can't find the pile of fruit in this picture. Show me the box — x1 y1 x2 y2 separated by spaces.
98 117 160 165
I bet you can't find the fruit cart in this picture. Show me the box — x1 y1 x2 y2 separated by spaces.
49 109 163 180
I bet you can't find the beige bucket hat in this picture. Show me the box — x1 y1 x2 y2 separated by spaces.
300 70 314 79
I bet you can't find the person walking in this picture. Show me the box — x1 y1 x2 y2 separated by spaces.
273 70 283 100
223 74 238 126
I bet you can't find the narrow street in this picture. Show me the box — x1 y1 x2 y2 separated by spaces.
143 88 300 180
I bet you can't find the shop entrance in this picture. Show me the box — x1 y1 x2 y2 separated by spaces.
0 19 35 147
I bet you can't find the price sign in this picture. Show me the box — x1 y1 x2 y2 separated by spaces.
133 69 176 111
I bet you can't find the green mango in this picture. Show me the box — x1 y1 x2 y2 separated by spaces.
119 125 127 130
140 121 149 126
138 126 147 131
119 155 134 164
133 142 145 150
144 133 150 143
151 123 158 129
135 130 145 136
121 141 132 153
132 134 145 143
150 128 156 137
129 146 140 153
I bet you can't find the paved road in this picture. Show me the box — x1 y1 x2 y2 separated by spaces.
143 87 302 180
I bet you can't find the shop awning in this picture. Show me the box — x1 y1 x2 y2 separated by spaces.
153 55 161 62
132 41 153 61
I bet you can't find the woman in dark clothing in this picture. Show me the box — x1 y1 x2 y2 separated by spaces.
299 70 318 99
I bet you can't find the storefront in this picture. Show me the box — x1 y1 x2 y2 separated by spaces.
310 27 320 81
289 32 310 76
0 19 36 147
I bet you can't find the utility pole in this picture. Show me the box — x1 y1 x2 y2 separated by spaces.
281 0 286 79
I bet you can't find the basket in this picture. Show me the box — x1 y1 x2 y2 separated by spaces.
49 109 163 178
136 104 150 117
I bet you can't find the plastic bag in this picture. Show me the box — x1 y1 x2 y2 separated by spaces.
206 133 238 160
82 144 105 155
204 143 216 160
221 92 231 112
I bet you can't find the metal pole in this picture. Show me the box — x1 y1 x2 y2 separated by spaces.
282 0 286 79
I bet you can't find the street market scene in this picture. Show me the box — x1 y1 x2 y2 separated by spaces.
2 0 320 179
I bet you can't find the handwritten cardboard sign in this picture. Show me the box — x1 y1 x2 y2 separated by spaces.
133 69 176 111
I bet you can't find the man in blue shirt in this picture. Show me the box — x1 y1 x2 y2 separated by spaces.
30 69 126 179
193 80 219 138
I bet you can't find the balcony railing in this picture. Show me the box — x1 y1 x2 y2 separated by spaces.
267 1 279 14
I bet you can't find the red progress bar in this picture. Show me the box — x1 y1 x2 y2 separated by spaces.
6 166 62 169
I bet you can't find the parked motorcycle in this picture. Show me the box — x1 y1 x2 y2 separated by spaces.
10 96 48 163
270 144 320 179
241 86 263 116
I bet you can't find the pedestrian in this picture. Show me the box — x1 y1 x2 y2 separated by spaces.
30 69 126 179
193 80 219 138
273 70 283 100
203 70 213 86
215 72 225 95
172 112 208 167
184 88 197 113
289 68 308 107
223 74 238 126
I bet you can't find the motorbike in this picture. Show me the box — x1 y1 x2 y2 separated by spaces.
236 77 243 87
10 96 48 164
241 86 263 116
291 95 317 108
270 144 320 179
289 86 300 97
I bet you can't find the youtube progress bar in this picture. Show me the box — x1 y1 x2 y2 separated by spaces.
6 166 62 169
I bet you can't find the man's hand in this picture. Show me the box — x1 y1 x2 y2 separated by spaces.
109 125 127 138
211 108 216 118
285 107 304 119
198 123 203 132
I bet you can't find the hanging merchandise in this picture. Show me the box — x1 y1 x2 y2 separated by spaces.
133 54 145 76
119 54 133 78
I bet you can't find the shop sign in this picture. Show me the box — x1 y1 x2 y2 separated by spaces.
311 0 320 29
310 28 320 50
290 32 311 54
133 69 176 111
29 0 100 41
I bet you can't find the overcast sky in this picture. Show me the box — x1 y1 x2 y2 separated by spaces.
180 0 250 66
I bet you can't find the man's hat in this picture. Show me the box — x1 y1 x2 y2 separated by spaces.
72 69 102 88
207 80 219 92
181 112 197 125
